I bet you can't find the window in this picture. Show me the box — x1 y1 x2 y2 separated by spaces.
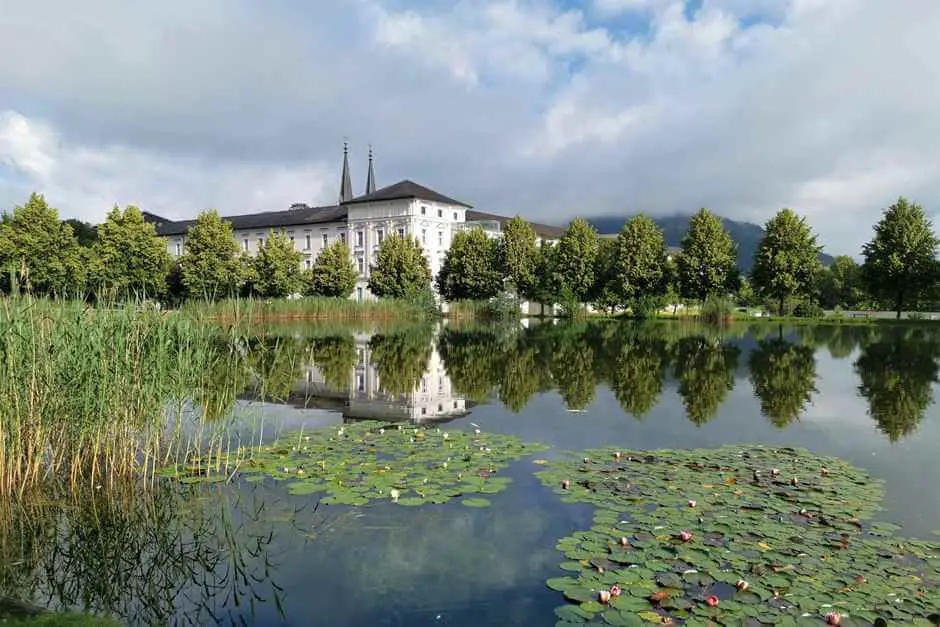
305 234 311 250
175 243 181 256
421 407 427 415
322 234 328 247
305 259 311 269
340 232 347 244
258 237 264 247
357 258 364 273
453 212 458 220
377 229 384 244
438 404 443 412
421 229 427 244
397 228 405 239
356 287 363 303
357 373 364 391
356 231 364 247
421 206 426 215
437 208 442 218
438 231 443 247
289 234 295 243
453 401 458 409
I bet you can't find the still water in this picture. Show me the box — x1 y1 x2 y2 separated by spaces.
4 321 940 626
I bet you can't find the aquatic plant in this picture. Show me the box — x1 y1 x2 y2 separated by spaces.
536 445 940 625
164 421 547 507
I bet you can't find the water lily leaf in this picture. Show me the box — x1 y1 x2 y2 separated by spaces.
460 497 491 508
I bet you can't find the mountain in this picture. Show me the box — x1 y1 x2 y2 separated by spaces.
585 214 834 272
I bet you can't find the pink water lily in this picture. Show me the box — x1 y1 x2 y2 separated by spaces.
825 612 841 626
706 595 719 607
688 499 697 508
609 585 622 598
679 530 693 542
561 479 570 489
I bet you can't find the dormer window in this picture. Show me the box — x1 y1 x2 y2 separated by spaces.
437 208 442 218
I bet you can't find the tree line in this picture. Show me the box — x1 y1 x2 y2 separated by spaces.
2 192 937 317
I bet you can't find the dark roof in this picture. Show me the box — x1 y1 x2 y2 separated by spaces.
465 210 565 240
154 204 348 237
342 180 472 208
141 211 172 225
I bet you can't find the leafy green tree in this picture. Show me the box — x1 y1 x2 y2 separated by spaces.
64 219 98 247
499 343 541 413
855 329 940 441
610 215 668 312
747 337 818 427
590 237 619 313
530 241 561 313
306 240 357 298
750 209 822 315
861 197 939 319
0 193 87 296
369 326 434 396
818 255 865 310
179 209 241 300
437 328 502 400
436 228 502 302
250 230 303 298
309 335 357 390
550 325 598 410
368 234 432 299
674 336 740 426
736 277 756 308
90 205 171 299
609 334 669 418
498 216 538 300
554 218 600 304
677 209 738 303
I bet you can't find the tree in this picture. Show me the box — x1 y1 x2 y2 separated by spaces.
748 337 818 428
610 215 669 312
64 219 98 247
178 209 241 301
530 241 561 312
306 240 357 298
673 336 740 426
435 228 502 302
0 193 87 296
861 197 938 319
750 208 822 315
250 230 303 298
368 234 432 299
369 326 434 396
90 205 171 299
554 218 600 304
819 255 865 310
609 333 669 418
590 237 619 314
498 216 538 300
677 209 738 303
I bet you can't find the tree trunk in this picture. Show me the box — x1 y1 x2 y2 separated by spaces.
896 289 903 320
779 295 785 317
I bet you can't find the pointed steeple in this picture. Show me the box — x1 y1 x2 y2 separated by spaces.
339 140 353 203
365 145 376 195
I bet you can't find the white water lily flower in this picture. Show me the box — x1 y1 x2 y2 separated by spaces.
390 489 400 500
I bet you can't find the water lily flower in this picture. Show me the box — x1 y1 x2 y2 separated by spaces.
771 468 780 477
825 612 841 625
679 530 693 542
688 500 697 508
736 580 749 592
561 479 571 489
649 591 668 604
820 467 830 476
620 537 630 547
614 451 622 460
598 590 611 604
379 429 384 434
443 432 449 439
474 428 481 435
609 585 622 598
390 489 400 501
791 477 799 486
706 596 719 607
583 457 591 463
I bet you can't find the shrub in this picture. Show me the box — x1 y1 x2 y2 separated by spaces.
792 301 824 318
700 295 734 323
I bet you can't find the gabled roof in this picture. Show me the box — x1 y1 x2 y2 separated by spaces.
465 210 566 240
342 180 472 208
153 204 348 237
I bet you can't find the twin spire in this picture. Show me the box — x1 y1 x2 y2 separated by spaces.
338 141 376 203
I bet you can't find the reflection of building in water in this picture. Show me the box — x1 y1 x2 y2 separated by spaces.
297 334 469 423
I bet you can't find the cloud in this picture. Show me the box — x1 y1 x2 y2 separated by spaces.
1 0 939 254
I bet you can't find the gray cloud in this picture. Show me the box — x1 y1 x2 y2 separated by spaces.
1 0 939 255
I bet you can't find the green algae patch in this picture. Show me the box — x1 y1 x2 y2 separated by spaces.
536 445 940 626
164 421 546 507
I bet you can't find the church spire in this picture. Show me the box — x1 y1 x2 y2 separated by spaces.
339 140 353 203
365 145 376 195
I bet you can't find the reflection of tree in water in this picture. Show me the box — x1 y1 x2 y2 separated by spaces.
824 326 863 360
369 326 434 396
608 333 670 418
244 336 307 402
309 335 357 390
673 337 740 426
748 338 818 428
0 481 291 626
438 328 502 401
499 343 542 413
855 328 940 442
549 326 598 411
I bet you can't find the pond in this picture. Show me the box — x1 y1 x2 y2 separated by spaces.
3 321 940 626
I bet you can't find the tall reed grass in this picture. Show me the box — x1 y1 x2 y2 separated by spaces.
0 297 251 496
184 296 432 324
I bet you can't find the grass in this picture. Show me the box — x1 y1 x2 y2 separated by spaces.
0 297 253 496
0 612 121 626
183 296 432 323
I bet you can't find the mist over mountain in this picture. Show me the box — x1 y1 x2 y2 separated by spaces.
585 214 834 272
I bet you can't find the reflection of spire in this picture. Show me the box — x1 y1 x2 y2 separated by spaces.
339 140 353 203
365 145 376 195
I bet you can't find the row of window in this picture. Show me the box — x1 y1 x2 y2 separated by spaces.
420 205 459 221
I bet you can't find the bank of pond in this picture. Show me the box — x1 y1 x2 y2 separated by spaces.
2 302 940 625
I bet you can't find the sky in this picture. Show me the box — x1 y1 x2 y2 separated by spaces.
1 0 938 256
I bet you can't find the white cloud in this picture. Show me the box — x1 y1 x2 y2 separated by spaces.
1 0 940 254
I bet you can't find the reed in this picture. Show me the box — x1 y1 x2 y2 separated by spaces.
0 297 249 496
183 296 432 324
